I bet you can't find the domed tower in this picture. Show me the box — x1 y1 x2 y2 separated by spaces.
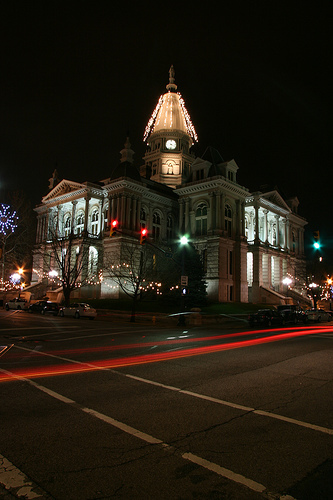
141 66 198 188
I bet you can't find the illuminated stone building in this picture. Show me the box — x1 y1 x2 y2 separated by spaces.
31 66 307 304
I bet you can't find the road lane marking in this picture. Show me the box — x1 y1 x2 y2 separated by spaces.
0 367 271 497
10 345 333 436
125 373 333 436
182 453 266 493
0 453 47 498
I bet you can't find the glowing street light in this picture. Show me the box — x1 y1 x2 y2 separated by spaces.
178 235 189 326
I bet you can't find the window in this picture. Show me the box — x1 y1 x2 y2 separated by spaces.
89 246 98 274
292 232 296 252
195 203 207 236
228 250 233 276
76 212 84 236
152 212 161 241
225 204 232 237
140 208 146 230
247 252 253 286
91 210 99 235
245 215 249 240
166 215 173 241
64 216 71 237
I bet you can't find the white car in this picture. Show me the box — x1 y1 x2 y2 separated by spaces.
5 298 28 311
306 308 332 322
59 302 97 320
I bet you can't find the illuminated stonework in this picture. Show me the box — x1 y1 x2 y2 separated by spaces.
143 66 198 144
144 92 198 144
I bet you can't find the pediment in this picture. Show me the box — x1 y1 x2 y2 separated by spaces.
259 190 291 212
42 179 87 202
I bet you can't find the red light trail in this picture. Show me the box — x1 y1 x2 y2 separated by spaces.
0 326 331 383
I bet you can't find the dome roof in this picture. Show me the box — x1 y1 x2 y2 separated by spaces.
143 66 198 144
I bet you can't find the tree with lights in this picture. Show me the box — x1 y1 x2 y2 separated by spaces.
4 191 36 281
0 203 18 288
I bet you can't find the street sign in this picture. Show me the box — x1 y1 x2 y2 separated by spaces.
181 275 188 286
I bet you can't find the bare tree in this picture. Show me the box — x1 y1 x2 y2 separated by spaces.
103 241 156 321
36 214 99 306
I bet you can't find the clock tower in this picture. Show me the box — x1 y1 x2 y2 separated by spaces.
141 66 198 188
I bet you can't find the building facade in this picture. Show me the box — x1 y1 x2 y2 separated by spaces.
31 66 307 304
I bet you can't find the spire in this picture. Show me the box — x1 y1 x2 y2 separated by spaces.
166 65 177 92
120 136 134 164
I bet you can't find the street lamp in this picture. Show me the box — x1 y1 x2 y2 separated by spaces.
178 235 189 326
327 277 332 310
282 277 292 287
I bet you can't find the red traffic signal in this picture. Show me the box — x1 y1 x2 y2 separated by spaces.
140 227 148 245
110 219 118 237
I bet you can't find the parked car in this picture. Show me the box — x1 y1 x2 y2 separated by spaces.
248 309 284 327
41 302 59 316
28 300 48 313
5 298 28 311
277 304 307 324
59 303 97 320
305 308 332 322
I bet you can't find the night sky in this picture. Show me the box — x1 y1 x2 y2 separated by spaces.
1 3 332 257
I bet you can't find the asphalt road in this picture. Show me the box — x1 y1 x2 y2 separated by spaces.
0 310 332 499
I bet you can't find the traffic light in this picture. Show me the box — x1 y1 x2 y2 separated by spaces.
110 219 118 237
313 230 320 250
140 227 148 245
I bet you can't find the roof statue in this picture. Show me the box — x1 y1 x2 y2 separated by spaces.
109 136 141 182
143 66 198 144
48 169 59 190
166 64 177 91
120 136 134 164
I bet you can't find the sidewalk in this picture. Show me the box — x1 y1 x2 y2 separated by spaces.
96 309 248 328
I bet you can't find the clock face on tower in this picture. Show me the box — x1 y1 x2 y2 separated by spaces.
166 139 176 150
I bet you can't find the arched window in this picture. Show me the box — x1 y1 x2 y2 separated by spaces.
91 209 99 236
167 215 174 241
64 215 71 237
152 211 161 241
195 203 208 236
225 204 232 237
89 246 98 274
140 208 147 230
292 232 296 252
76 212 84 236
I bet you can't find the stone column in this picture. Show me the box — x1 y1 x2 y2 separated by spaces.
98 200 103 235
84 196 90 233
221 193 225 233
71 201 77 233
254 203 259 241
275 215 280 247
263 210 268 242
